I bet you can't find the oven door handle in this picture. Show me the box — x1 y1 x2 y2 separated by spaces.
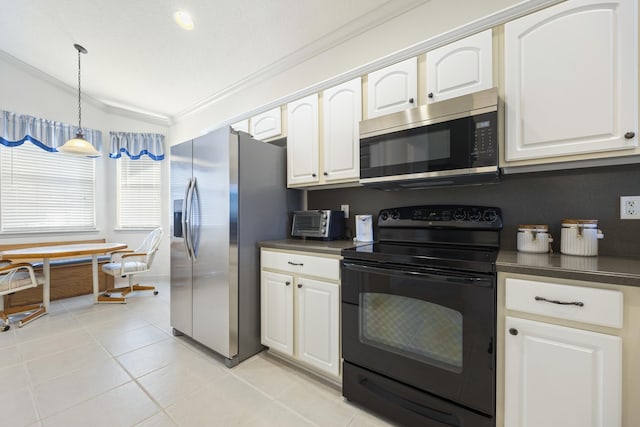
343 262 492 287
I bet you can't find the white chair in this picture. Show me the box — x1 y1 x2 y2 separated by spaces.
0 261 46 331
99 228 163 303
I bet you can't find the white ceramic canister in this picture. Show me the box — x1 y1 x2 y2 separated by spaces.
517 224 553 253
560 219 604 256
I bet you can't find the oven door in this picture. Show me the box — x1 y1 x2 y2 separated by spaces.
342 260 495 415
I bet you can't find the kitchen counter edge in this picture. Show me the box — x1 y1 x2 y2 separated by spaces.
257 239 361 256
497 250 640 287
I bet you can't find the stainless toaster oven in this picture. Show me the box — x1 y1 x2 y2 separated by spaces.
291 210 344 240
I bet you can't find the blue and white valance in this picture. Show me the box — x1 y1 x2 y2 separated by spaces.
0 110 102 152
109 132 165 160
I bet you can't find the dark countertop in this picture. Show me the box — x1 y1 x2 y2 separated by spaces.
497 250 640 287
258 240 640 287
257 239 360 256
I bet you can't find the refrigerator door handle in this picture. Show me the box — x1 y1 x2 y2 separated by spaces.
190 177 199 260
183 178 194 259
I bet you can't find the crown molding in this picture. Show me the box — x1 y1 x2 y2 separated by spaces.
0 49 170 126
198 0 565 135
173 0 430 121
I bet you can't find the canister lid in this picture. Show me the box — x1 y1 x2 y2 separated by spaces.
561 219 598 227
518 224 549 231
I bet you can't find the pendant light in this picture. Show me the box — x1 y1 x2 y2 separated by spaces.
58 44 101 157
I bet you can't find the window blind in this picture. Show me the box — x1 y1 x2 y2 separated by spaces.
0 143 96 232
117 156 161 228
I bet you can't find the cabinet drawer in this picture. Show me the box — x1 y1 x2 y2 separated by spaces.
505 278 623 328
261 249 340 281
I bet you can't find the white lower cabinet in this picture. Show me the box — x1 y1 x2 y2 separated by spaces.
498 274 632 427
504 316 621 427
261 271 294 356
260 248 341 379
296 277 340 376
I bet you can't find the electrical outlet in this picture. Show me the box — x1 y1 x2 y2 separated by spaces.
620 196 640 219
341 204 349 219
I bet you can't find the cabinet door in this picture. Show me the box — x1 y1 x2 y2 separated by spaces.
287 94 319 186
296 278 340 377
425 29 492 103
367 57 417 119
250 107 282 140
322 78 362 182
505 316 621 427
261 270 294 356
231 119 249 133
504 0 637 161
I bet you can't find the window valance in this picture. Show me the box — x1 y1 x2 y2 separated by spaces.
0 110 102 152
109 132 165 160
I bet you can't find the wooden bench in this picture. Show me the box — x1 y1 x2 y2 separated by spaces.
0 239 115 307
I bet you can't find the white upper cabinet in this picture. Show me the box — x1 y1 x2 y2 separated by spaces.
250 107 282 140
366 57 417 118
322 77 362 182
231 119 249 133
425 29 493 103
504 0 638 162
287 94 319 186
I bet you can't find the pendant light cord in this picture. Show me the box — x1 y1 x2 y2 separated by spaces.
77 46 82 134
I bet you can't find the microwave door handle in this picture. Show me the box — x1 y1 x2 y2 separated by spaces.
182 179 192 260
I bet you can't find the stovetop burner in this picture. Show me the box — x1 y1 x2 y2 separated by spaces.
342 205 503 274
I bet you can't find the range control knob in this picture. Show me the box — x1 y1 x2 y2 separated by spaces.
380 211 389 221
453 209 466 221
391 210 400 220
483 209 498 222
468 210 482 222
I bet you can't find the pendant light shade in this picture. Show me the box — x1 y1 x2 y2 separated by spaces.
59 44 101 157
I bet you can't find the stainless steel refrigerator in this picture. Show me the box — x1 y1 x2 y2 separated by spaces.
170 126 300 366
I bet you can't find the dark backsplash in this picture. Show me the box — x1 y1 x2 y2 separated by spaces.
307 164 640 258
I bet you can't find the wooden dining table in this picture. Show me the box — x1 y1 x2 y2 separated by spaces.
0 242 127 314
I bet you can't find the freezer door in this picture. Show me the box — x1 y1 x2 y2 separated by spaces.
170 140 194 336
192 127 237 358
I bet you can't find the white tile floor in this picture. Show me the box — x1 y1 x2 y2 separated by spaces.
1 281 397 427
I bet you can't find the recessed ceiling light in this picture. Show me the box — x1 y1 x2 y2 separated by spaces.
173 10 194 30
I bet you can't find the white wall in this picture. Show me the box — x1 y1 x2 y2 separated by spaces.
0 54 170 278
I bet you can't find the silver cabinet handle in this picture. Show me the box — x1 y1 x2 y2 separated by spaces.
288 261 304 266
535 296 584 307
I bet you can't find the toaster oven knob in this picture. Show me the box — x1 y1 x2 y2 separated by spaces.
323 221 327 226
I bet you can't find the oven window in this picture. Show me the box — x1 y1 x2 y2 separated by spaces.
360 292 463 373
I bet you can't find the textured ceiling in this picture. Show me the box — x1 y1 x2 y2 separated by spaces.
0 0 428 120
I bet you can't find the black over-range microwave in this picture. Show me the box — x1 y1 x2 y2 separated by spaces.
359 87 499 190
